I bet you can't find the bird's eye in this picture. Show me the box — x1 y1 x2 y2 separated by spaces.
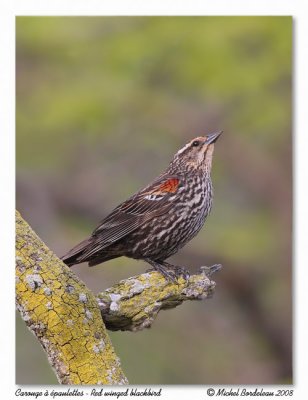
192 140 200 147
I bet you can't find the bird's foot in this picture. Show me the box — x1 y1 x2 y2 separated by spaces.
161 261 190 280
145 259 189 282
200 264 222 277
146 264 177 282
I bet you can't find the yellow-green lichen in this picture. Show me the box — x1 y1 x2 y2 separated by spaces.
97 266 215 331
15 210 128 385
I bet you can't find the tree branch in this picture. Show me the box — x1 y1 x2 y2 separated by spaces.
15 210 128 385
97 266 220 331
16 210 221 384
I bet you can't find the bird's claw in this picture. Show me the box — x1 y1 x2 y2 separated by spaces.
170 266 190 280
161 262 190 281
146 264 190 283
146 266 177 282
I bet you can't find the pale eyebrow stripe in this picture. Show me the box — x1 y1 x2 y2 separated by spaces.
177 142 190 155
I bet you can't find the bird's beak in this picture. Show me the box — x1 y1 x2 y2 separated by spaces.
205 131 223 145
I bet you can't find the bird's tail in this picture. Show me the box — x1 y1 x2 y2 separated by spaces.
61 237 93 267
61 237 120 267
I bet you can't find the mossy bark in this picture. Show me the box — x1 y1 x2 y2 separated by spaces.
15 210 128 385
97 268 218 331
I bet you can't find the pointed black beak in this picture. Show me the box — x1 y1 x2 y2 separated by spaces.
205 131 223 144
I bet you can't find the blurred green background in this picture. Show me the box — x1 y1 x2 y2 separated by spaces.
16 16 292 385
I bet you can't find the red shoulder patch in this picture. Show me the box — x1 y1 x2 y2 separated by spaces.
157 178 179 194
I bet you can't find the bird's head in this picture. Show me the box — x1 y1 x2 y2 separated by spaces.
170 131 222 174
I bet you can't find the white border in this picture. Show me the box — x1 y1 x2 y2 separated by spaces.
11 0 300 16
0 3 16 397
1 1 307 399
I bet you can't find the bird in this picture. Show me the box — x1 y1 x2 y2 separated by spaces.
61 131 222 281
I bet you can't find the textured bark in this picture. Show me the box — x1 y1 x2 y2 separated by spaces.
15 210 128 385
16 210 220 384
97 267 219 331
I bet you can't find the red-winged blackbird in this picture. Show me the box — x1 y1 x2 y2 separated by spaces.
62 132 222 280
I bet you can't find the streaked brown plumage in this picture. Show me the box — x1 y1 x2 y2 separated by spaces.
61 132 222 280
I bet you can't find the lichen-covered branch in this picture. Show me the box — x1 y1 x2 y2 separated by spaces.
16 210 221 384
15 210 128 385
97 266 220 331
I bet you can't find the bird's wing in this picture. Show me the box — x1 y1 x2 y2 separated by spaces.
83 175 182 256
